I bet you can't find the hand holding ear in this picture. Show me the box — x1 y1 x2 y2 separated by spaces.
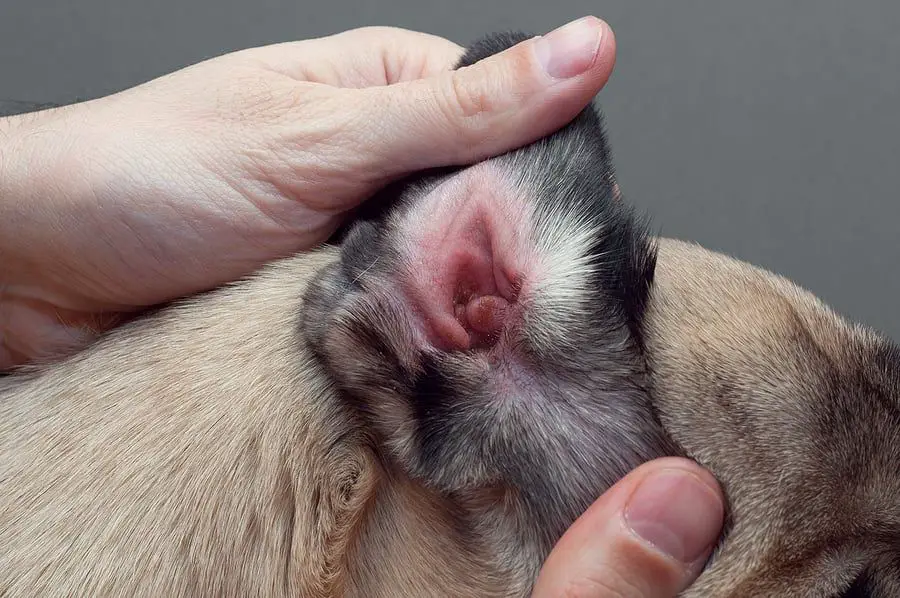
532 458 725 598
0 17 615 369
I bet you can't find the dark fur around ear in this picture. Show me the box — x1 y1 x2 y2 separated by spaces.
337 31 658 343
330 32 537 243
457 30 658 341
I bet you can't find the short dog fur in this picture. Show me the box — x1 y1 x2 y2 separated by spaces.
2 32 898 597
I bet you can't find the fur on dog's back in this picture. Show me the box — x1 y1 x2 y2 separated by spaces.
0 248 513 598
1 249 353 596
4 240 900 598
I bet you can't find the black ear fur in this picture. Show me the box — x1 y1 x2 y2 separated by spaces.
334 30 657 342
329 31 535 246
456 30 658 341
327 35 536 246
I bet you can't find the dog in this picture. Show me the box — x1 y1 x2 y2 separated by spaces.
2 32 896 598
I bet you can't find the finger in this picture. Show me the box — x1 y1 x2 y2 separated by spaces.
246 26 464 86
531 458 724 598
356 16 617 173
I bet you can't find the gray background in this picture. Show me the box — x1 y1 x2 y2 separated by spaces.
2 0 898 339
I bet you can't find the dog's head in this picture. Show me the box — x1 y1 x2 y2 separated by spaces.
646 238 900 597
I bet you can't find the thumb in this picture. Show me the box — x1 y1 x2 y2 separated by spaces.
360 16 616 172
531 458 725 598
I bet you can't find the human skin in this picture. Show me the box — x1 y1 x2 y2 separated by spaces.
0 17 616 369
533 458 724 598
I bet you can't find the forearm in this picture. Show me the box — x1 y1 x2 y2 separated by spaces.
0 105 91 288
0 106 113 368
1 112 37 284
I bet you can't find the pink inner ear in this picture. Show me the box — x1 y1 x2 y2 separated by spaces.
465 296 509 336
400 173 527 353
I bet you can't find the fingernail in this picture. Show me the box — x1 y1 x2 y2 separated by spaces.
623 469 724 565
534 17 604 79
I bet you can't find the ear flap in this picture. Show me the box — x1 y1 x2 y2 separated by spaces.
454 31 534 69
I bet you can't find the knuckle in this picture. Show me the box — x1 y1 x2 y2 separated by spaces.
558 578 606 598
430 41 540 138
428 71 496 149
557 565 645 598
447 69 494 119
499 36 540 77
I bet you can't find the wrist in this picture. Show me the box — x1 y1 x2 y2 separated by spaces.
0 105 91 286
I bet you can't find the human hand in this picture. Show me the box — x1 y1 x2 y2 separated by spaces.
0 17 616 370
532 458 725 598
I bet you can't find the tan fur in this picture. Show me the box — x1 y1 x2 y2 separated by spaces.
647 239 900 597
2 239 897 597
0 248 511 597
